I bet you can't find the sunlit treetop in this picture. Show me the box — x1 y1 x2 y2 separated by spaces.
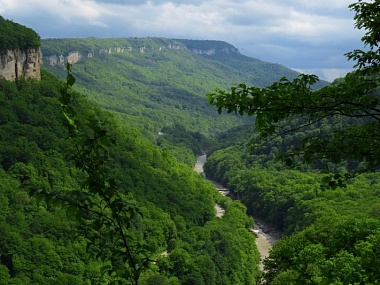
0 16 40 50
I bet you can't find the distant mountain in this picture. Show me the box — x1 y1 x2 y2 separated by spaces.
41 38 327 139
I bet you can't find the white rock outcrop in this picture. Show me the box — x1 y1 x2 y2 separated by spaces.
0 48 41 81
67 51 82 64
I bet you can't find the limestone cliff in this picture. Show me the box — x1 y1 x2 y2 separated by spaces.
192 47 240 56
0 48 41 81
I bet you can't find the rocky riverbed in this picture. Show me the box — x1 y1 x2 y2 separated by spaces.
193 154 280 270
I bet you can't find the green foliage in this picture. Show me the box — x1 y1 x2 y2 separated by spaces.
208 71 380 178
263 218 380 285
157 124 216 165
0 71 103 284
40 37 311 142
204 131 380 283
0 16 40 50
204 1 380 283
346 0 380 73
0 54 260 284
207 0 380 180
31 63 153 284
155 200 260 285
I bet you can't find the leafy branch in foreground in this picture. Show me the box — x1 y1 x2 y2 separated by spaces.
207 1 380 188
208 72 380 168
31 63 153 285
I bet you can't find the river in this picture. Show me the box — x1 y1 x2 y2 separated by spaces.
193 154 279 270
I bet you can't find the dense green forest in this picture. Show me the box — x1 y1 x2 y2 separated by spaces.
4 2 380 283
40 37 315 142
203 1 380 282
203 119 380 284
0 16 40 50
0 68 261 284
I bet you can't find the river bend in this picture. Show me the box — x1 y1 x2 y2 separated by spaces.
193 154 278 270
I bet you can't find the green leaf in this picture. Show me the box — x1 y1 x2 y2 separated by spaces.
63 111 76 127
67 74 76 86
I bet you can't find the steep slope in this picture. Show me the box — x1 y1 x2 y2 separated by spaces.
41 38 320 139
174 39 304 87
0 69 260 284
0 18 261 283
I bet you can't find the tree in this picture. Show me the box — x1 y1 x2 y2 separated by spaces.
30 64 153 285
207 0 380 186
0 16 40 50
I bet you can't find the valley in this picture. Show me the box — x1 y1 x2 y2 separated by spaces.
2 13 380 284
194 154 279 271
40 37 305 140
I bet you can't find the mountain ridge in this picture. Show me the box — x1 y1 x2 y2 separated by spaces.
41 37 306 88
41 38 241 61
41 37 324 140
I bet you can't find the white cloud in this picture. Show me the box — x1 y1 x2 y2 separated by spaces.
292 68 353 82
289 0 353 10
0 0 365 71
1 0 112 25
0 0 20 9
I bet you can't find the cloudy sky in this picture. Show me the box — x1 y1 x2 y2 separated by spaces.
0 0 366 81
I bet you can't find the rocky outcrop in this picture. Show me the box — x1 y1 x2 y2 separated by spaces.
42 41 239 67
67 51 82 64
0 48 41 81
221 47 240 54
45 47 130 66
192 47 240 56
47 55 65 66
192 49 216 55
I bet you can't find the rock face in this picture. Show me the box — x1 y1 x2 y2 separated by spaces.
42 40 240 67
67 51 81 64
192 47 240 56
0 48 41 81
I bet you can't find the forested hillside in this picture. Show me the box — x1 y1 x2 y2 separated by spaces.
203 2 380 281
0 68 260 284
0 16 264 280
40 37 317 141
2 13 358 285
204 119 380 284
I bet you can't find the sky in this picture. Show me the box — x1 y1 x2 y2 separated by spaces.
0 0 366 81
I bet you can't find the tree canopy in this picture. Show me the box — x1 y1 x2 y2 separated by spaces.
0 68 260 285
204 4 380 281
207 0 380 185
0 16 40 50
